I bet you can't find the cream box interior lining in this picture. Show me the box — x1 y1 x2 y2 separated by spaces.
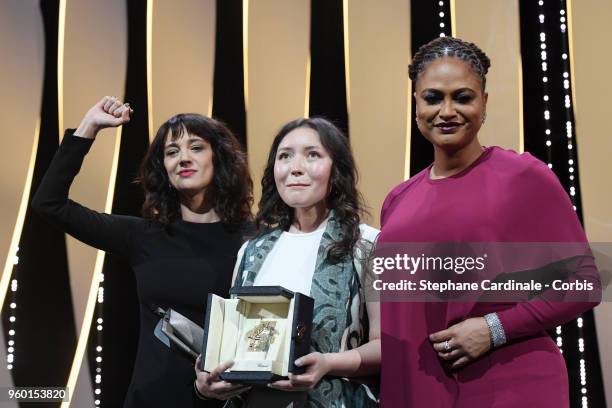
203 294 296 376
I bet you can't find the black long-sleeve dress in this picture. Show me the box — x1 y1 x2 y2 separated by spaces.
32 131 246 407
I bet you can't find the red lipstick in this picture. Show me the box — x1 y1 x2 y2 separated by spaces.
178 169 196 177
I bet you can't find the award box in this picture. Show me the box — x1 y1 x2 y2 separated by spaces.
199 286 314 384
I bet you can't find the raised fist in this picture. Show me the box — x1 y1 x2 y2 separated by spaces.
75 96 133 139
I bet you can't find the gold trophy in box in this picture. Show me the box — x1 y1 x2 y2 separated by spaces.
246 320 277 352
199 286 314 384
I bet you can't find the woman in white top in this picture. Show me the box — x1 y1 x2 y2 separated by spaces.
195 117 380 407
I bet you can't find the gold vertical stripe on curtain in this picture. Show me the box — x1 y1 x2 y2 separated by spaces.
454 0 523 153
149 0 216 134
345 0 411 227
245 0 310 204
570 3 612 404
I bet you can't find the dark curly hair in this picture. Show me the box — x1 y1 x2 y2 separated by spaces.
256 117 367 264
409 37 491 89
137 113 253 226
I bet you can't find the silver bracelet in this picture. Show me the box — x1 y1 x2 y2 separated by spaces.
484 312 507 348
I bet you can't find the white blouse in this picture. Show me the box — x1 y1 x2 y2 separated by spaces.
233 223 380 295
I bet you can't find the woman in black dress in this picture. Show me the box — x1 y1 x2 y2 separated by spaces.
32 96 253 407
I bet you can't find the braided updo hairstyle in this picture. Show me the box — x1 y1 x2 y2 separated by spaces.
409 37 491 89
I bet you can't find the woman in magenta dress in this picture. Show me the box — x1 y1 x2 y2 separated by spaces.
378 37 600 407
